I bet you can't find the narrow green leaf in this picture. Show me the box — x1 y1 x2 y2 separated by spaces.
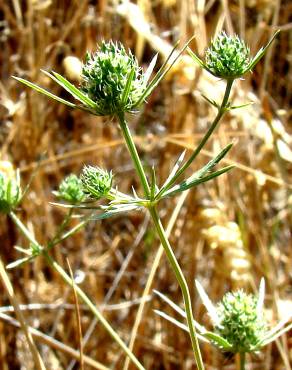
153 309 209 343
6 257 34 269
187 47 205 69
153 289 186 318
261 314 292 345
43 70 97 110
159 150 186 194
91 204 141 220
135 37 196 107
121 68 135 105
195 280 219 325
14 246 31 256
160 143 233 199
150 166 157 200
256 278 265 315
144 54 158 85
193 143 233 179
187 47 214 75
134 40 180 107
12 76 77 108
229 101 254 110
163 165 234 198
247 30 280 71
201 94 219 108
203 332 233 350
261 322 292 346
153 289 207 333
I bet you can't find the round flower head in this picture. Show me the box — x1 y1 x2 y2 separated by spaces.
54 174 86 204
81 41 146 115
205 32 250 79
215 290 267 353
81 165 113 199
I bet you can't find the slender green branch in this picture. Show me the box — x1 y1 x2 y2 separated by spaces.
9 211 146 370
116 111 150 197
155 78 234 199
149 206 205 370
47 208 74 249
239 352 246 370
116 115 205 370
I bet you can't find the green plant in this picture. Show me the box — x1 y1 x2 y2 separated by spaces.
10 31 279 369
154 279 292 370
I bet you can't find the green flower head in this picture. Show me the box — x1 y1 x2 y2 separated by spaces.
54 174 86 204
205 32 250 79
80 165 113 199
81 41 146 115
0 169 22 214
215 290 267 353
188 31 279 80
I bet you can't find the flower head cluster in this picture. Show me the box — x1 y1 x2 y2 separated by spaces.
205 32 250 79
54 174 86 204
0 165 22 214
80 165 113 199
215 290 267 353
81 41 146 115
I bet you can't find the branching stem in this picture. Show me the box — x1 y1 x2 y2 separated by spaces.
116 113 205 370
155 78 234 199
9 211 146 370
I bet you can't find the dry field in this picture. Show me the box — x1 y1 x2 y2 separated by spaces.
0 0 291 369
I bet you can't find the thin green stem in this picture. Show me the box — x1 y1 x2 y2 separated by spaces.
47 208 73 249
116 115 205 369
149 206 205 370
239 352 246 370
9 211 146 370
116 111 150 197
155 78 234 199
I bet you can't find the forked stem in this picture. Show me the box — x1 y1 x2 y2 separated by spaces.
155 78 234 199
9 211 146 370
116 112 205 370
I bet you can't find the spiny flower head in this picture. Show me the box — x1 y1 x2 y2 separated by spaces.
214 290 267 353
80 165 113 199
0 165 22 214
205 32 250 79
54 174 86 204
81 41 146 115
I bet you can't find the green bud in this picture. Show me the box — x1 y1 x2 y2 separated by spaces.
215 290 267 353
80 165 113 199
0 170 22 214
55 174 86 204
205 32 250 79
81 41 146 115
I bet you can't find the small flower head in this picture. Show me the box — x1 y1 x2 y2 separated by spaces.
81 41 146 115
54 174 86 204
0 164 22 214
80 165 113 199
205 32 250 79
215 290 267 353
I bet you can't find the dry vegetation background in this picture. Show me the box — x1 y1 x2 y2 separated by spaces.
0 0 291 369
